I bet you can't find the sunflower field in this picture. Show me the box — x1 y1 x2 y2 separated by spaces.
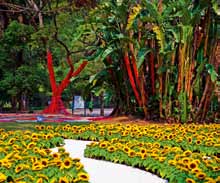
0 127 89 183
0 123 220 183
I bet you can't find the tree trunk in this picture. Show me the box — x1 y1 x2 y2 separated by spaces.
42 50 87 114
43 93 68 114
123 51 142 107
100 91 104 116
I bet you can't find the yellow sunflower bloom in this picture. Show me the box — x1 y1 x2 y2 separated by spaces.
27 142 36 149
216 176 220 183
15 164 25 173
51 152 60 159
196 172 206 180
107 146 116 153
62 158 73 169
40 159 49 167
186 178 196 183
36 178 43 183
99 142 108 148
32 162 43 171
187 161 198 170
0 173 7 183
128 150 136 158
76 162 84 170
205 177 216 183
37 174 49 181
78 172 89 181
183 150 192 157
59 176 69 183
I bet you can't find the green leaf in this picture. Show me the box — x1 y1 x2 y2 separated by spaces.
137 48 152 69
206 64 218 82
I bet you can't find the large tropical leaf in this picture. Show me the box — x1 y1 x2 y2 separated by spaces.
137 48 152 69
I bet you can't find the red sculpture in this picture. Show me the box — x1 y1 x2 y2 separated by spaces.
43 50 87 114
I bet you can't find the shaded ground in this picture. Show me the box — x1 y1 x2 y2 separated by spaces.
0 113 108 123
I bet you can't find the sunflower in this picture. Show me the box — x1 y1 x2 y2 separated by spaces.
187 161 198 170
35 125 40 130
38 150 48 157
187 137 192 143
15 164 25 173
139 148 147 155
123 146 130 153
182 157 190 164
205 177 216 183
46 133 54 139
59 176 69 183
36 174 49 181
63 158 73 169
185 178 196 183
205 141 213 146
31 133 38 138
76 162 84 170
78 172 89 181
216 176 220 183
13 153 22 160
12 144 20 151
213 166 220 171
183 150 192 157
33 147 39 153
36 178 43 183
30 156 38 163
27 142 36 149
158 157 166 162
128 150 136 158
168 160 176 166
196 172 206 180
0 172 7 182
196 139 202 145
153 142 160 148
8 138 16 145
107 146 116 153
52 152 60 159
39 125 45 130
46 125 53 130
192 168 202 174
40 159 48 167
53 159 62 167
32 162 43 171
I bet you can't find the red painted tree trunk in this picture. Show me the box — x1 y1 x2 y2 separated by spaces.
123 51 142 107
43 50 88 114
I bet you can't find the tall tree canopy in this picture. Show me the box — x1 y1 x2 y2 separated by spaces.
0 0 219 122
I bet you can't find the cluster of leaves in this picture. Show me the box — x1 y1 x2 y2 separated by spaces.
0 128 89 183
36 123 220 183
0 21 49 108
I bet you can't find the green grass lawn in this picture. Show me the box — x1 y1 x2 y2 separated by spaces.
0 122 89 131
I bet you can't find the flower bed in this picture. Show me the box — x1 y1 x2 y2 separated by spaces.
0 128 89 183
35 123 220 183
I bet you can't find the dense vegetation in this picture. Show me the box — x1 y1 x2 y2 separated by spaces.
0 0 219 122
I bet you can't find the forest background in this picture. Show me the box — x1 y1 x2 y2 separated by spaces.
0 0 219 123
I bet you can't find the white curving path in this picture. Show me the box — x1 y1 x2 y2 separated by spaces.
51 139 168 183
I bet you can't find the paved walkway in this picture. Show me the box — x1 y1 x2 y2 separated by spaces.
51 140 168 183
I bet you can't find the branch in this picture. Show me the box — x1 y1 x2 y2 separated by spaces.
72 61 88 77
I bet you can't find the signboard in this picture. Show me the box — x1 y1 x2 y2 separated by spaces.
73 96 84 109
